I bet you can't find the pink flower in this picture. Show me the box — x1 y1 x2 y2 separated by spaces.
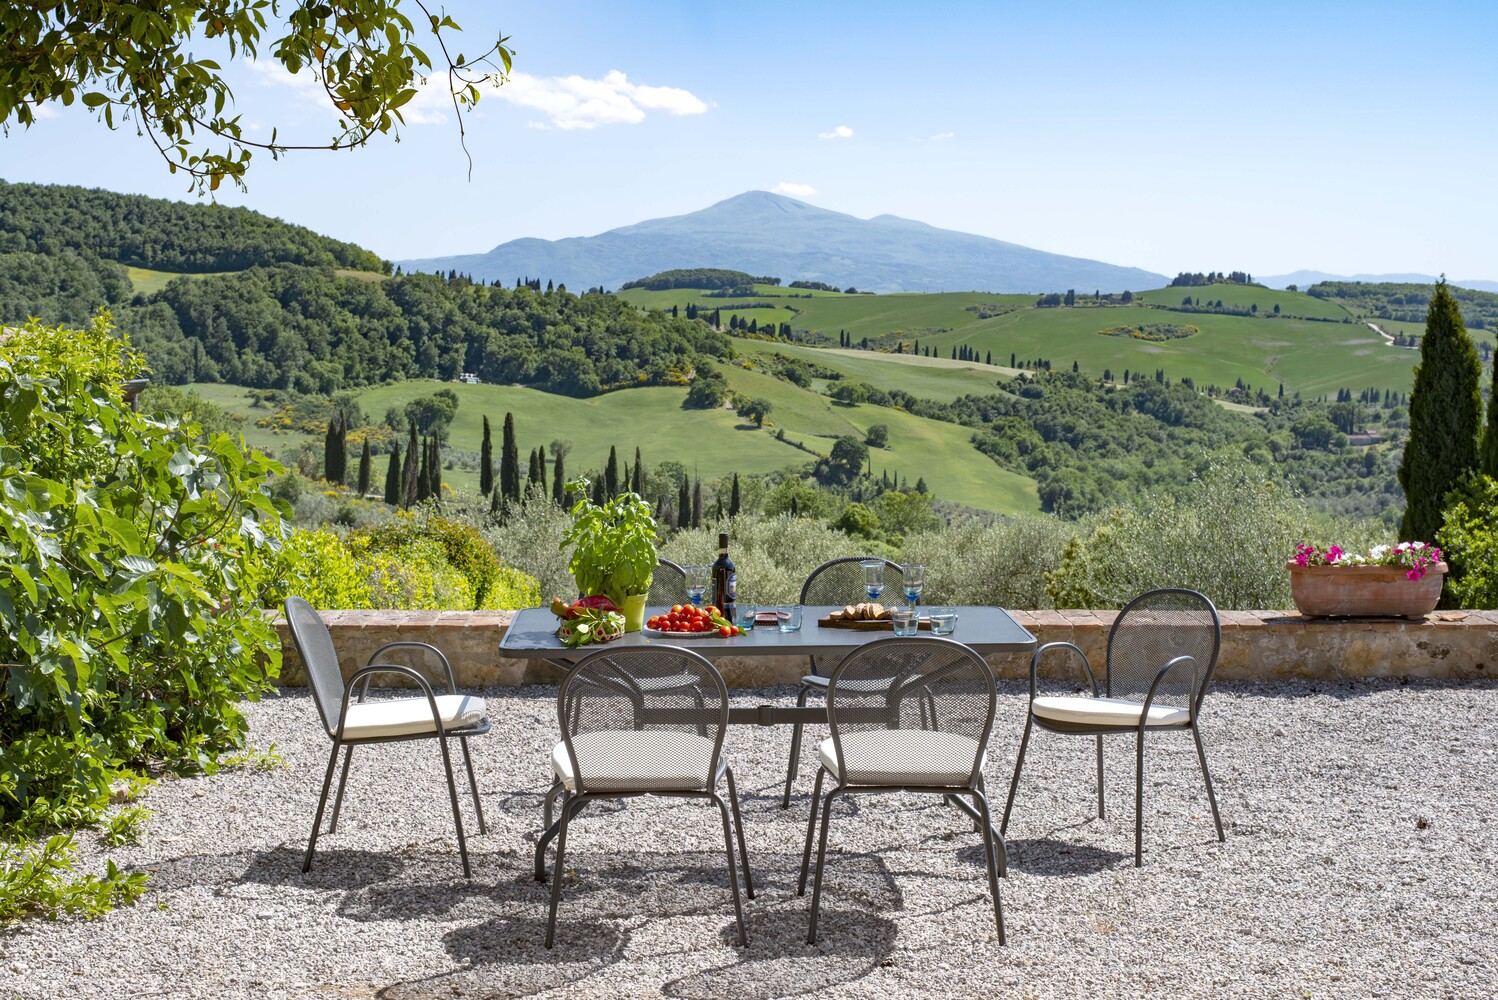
1327 545 1344 563
1407 568 1421 581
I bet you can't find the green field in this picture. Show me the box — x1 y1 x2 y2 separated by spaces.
1135 285 1351 321
732 337 1015 400
189 377 1040 515
126 266 229 296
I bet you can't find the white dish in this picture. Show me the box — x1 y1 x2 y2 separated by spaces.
642 626 724 639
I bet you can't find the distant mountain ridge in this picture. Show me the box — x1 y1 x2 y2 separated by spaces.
1262 269 1498 294
398 191 1167 294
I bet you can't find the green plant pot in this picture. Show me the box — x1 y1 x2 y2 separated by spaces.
621 593 648 632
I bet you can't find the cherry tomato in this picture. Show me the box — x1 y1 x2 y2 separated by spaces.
671 605 684 615
718 625 732 637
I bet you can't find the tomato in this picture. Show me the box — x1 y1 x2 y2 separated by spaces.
671 605 684 615
718 625 732 637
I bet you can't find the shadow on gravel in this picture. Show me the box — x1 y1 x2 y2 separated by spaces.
1002 836 1130 876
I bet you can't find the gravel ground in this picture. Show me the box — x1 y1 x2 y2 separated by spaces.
3 679 1496 1000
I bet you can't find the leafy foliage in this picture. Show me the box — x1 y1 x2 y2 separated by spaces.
0 834 148 926
0 315 286 831
622 269 778 291
562 483 659 603
0 5 511 191
1436 475 1498 609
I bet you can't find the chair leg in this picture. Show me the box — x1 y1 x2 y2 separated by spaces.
302 741 342 873
1134 728 1146 868
712 793 749 947
544 790 576 949
781 685 812 809
459 736 486 835
1096 734 1106 819
436 735 472 879
806 786 842 945
1000 715 1033 836
970 786 1006 945
725 767 754 899
976 775 1007 878
1192 723 1226 842
328 744 355 834
798 767 826 896
543 779 564 832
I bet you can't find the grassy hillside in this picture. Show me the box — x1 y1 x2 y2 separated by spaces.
190 378 1041 515
126 266 227 297
1135 284 1351 320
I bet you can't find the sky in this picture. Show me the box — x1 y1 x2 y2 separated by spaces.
3 0 1496 280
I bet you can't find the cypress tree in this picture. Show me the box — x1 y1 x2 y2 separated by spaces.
592 475 605 505
528 447 541 491
1400 280 1482 542
1482 343 1498 478
401 424 419 508
605 445 619 497
324 414 342 484
677 478 691 528
357 440 372 496
729 472 740 517
383 442 401 506
480 415 494 495
490 481 503 515
691 478 702 528
500 412 520 502
632 447 644 497
537 443 549 499
416 435 432 502
428 435 443 500
552 451 566 506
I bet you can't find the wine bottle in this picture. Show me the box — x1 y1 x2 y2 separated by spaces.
711 531 736 621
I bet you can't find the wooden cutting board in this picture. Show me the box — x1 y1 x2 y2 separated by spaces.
817 616 931 631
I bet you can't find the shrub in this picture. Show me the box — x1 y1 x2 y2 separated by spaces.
354 510 538 609
1437 475 1498 608
904 515 1074 608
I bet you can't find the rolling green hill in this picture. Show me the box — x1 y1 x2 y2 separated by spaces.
190 378 1042 516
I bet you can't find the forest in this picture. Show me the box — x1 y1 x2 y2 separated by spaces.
1309 280 1498 329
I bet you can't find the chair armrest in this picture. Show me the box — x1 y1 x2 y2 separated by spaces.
334 664 444 741
363 641 458 699
1138 655 1197 729
1029 641 1099 703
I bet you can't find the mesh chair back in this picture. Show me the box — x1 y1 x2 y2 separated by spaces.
557 646 728 794
800 557 905 677
825 637 996 788
284 596 345 735
647 558 687 607
1105 589 1220 716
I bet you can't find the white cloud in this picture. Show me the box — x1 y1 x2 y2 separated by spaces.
772 181 816 197
818 125 854 140
930 131 955 140
491 69 706 130
248 59 456 126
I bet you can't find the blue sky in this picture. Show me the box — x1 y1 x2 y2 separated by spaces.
2 0 1495 279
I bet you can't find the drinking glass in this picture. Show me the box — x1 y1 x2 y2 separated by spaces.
929 608 958 635
902 562 925 610
859 559 885 602
777 605 803 632
734 603 758 631
685 564 708 606
891 608 919 636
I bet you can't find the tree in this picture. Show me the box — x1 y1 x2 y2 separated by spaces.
479 415 494 495
0 3 514 192
323 412 345 484
1482 341 1498 479
691 478 702 528
1401 281 1482 542
537 443 549 499
677 478 691 528
684 369 728 408
416 434 432 502
865 424 889 449
500 411 520 503
401 424 419 508
383 442 401 505
527 447 541 491
729 472 741 517
632 447 644 496
357 439 372 496
737 397 772 427
605 445 619 497
551 450 566 506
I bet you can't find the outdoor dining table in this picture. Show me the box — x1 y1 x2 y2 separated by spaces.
502 604 1037 879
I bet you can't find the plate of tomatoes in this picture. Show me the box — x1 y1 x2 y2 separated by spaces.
644 604 744 639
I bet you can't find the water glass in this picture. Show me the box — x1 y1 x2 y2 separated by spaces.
860 559 885 601
891 608 919 636
685 564 708 606
734 604 758 631
929 608 958 635
777 605 803 632
902 562 925 609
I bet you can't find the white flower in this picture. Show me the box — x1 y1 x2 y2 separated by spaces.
1412 541 1426 549
1369 544 1389 560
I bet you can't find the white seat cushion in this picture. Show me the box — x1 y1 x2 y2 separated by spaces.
340 694 488 739
801 675 899 692
819 730 984 786
1031 695 1189 728
552 730 726 791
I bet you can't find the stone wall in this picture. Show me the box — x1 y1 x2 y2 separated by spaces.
273 609 1497 688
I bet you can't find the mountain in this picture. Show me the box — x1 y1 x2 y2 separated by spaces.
399 191 1166 294
1261 269 1498 294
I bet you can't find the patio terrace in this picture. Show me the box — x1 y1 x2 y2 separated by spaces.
3 679 1495 999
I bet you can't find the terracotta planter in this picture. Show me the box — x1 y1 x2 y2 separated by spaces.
1287 562 1447 619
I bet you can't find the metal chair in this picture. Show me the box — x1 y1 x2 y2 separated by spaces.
781 556 905 808
540 645 753 949
647 557 687 607
799 636 1005 944
284 596 489 878
1000 588 1225 867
